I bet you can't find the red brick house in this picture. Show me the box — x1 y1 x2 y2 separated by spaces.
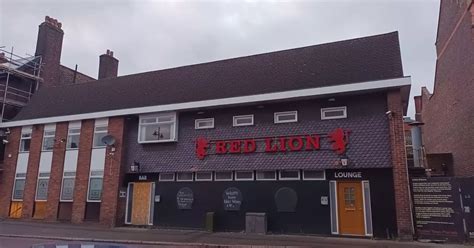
414 0 474 177
0 32 414 239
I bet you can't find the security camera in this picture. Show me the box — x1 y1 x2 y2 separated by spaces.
385 110 392 115
2 139 9 144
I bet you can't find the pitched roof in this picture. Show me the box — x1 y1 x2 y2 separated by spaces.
13 31 403 122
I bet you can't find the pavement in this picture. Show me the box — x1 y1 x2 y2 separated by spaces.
0 220 471 248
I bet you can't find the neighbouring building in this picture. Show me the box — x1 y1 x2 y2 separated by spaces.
415 0 474 177
0 32 414 239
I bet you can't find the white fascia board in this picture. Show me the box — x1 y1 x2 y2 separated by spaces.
0 77 411 128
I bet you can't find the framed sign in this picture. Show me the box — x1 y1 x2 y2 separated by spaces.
176 187 194 209
223 187 242 211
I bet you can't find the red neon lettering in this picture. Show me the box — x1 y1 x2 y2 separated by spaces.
265 138 278 152
229 140 241 153
243 139 256 153
305 135 320 150
288 136 303 151
215 141 227 154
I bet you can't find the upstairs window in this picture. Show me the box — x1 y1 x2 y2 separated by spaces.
321 106 347 120
274 111 298 124
42 126 56 151
139 112 177 143
66 128 81 149
195 118 214 129
19 127 32 152
93 126 108 148
233 115 254 127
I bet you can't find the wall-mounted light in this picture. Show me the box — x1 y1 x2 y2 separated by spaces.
130 161 140 173
340 154 349 167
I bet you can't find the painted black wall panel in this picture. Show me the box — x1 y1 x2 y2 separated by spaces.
153 180 331 234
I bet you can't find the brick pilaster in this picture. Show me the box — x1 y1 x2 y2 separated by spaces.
0 127 21 218
22 125 44 219
71 120 94 223
387 90 414 239
100 117 125 227
45 122 68 221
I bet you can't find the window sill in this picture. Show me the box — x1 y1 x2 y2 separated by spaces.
138 139 178 144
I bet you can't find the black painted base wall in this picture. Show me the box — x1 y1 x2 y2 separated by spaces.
133 168 397 238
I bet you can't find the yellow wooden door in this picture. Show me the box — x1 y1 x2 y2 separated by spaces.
337 181 365 235
9 202 23 218
131 182 152 225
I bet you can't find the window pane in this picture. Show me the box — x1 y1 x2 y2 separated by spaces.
257 171 276 180
177 172 193 181
67 134 80 149
13 179 25 200
236 118 251 125
215 171 232 180
196 119 214 129
42 136 55 151
95 126 108 132
61 178 75 201
44 131 55 137
93 132 107 147
159 173 174 181
36 178 49 200
88 178 103 201
141 123 172 141
21 133 31 138
157 116 173 122
20 139 31 152
236 171 253 179
140 117 157 124
195 172 212 180
303 170 325 179
280 170 299 179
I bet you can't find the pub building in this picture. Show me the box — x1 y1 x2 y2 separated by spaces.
0 32 414 239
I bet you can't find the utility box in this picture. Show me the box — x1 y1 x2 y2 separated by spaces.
205 212 214 232
245 212 267 234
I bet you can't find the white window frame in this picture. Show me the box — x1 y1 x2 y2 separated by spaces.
195 118 214 129
159 172 175 182
11 176 26 201
195 172 213 181
60 172 76 202
66 122 81 150
92 125 108 148
41 127 56 152
87 170 104 202
321 106 347 120
35 172 50 201
274 111 298 124
235 171 254 181
256 170 277 181
279 170 301 180
233 115 254 127
215 171 233 181
19 126 32 153
138 112 178 143
176 172 194 182
302 170 326 181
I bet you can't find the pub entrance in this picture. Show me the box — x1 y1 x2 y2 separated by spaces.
125 182 155 225
337 181 365 236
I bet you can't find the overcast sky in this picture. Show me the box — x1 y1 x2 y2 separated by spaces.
0 0 439 117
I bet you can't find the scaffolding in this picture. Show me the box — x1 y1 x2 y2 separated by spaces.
0 47 43 122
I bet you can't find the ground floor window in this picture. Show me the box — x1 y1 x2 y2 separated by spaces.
88 171 104 202
60 175 75 201
36 173 50 201
279 170 300 180
235 171 254 181
12 177 26 200
195 172 212 181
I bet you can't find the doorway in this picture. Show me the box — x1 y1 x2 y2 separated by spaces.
126 182 154 225
337 181 365 235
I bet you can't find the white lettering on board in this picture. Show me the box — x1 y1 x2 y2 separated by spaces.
334 172 362 179
138 175 147 181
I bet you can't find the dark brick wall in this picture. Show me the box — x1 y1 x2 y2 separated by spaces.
22 125 44 219
45 122 68 220
419 1 474 177
124 93 393 173
0 127 21 218
387 90 413 239
71 120 94 223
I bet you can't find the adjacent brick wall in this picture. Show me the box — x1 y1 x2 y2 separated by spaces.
45 122 68 221
387 90 413 239
71 120 94 223
0 127 21 218
22 125 44 219
100 117 125 227
419 1 474 177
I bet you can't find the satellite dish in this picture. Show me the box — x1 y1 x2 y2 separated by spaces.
101 135 116 146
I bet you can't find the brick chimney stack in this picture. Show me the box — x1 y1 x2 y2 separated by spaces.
35 16 64 87
98 49 119 79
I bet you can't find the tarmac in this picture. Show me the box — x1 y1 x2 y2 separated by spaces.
0 220 471 247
